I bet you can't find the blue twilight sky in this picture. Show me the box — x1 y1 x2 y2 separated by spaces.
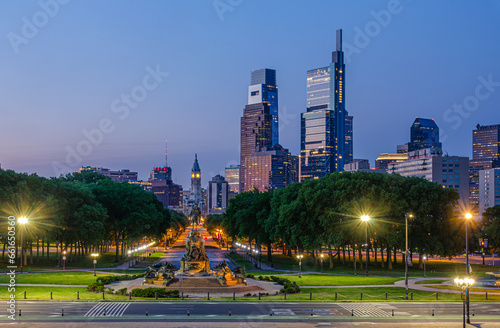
1 0 500 190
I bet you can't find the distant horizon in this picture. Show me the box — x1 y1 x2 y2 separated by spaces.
1 1 499 190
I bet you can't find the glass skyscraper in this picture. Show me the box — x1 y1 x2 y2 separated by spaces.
301 29 352 180
407 118 442 152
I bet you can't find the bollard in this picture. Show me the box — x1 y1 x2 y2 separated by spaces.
335 292 337 301
19 309 21 317
472 309 475 317
155 291 158 300
187 309 190 316
392 309 394 317
432 309 434 316
102 291 105 300
207 292 210 300
311 309 313 316
229 309 231 316
103 309 106 316
360 292 363 300
435 292 438 300
351 309 354 316
146 309 148 316
181 292 184 300
77 291 79 300
486 292 488 300
258 293 261 300
50 291 53 300
129 292 132 300
385 292 388 300
24 291 26 300
270 310 273 316
284 292 287 300
410 292 413 300
62 309 64 317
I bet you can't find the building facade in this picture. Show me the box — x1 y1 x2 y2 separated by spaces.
407 118 442 152
479 168 500 215
344 159 370 172
470 124 500 211
224 165 240 193
388 148 469 206
375 153 408 172
208 175 229 214
245 144 292 192
184 154 206 216
77 166 138 182
300 29 352 180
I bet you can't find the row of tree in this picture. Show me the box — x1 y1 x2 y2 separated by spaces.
214 172 499 269
0 169 188 265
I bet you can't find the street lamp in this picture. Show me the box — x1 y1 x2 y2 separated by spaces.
18 217 28 273
91 253 99 276
361 215 370 276
454 277 474 328
354 244 357 276
405 213 414 300
297 254 304 278
320 254 324 273
465 212 473 323
63 251 67 271
423 255 427 278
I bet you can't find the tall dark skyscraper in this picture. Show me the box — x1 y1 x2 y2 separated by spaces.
469 124 500 210
248 68 279 145
240 70 274 192
300 29 352 180
407 118 442 152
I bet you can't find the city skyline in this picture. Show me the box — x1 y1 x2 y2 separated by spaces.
1 1 500 190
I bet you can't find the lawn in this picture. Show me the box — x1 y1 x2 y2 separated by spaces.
131 252 164 268
0 271 114 285
420 284 500 293
271 274 400 286
0 286 137 301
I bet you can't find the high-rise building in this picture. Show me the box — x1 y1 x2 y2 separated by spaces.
300 29 352 180
208 175 229 214
249 69 278 146
224 165 240 193
245 144 292 192
77 166 138 182
479 168 500 215
375 153 408 172
240 101 272 192
407 118 442 152
289 155 300 184
470 124 500 210
344 159 370 172
388 148 469 206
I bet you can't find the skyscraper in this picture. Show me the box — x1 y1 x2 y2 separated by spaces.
407 118 442 152
245 144 292 192
249 69 278 145
224 164 240 193
469 124 500 210
240 102 273 192
300 29 352 180
208 175 229 214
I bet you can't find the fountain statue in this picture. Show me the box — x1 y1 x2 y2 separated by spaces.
179 229 210 275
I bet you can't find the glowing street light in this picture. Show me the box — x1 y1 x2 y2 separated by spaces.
91 253 99 276
18 217 28 273
361 215 370 276
63 251 67 271
423 255 427 278
464 212 473 323
455 277 475 328
296 254 304 278
320 253 324 273
405 213 414 300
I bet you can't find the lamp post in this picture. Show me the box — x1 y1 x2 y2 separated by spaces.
405 213 413 300
128 250 132 268
18 217 28 274
297 254 303 278
361 215 370 276
62 251 67 271
455 277 474 328
91 253 99 276
320 254 324 273
354 244 357 276
423 255 427 278
465 212 472 323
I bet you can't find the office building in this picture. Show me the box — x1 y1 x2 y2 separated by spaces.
470 124 500 210
208 175 229 214
240 102 272 192
479 168 500 215
301 29 353 180
77 166 138 182
289 155 300 183
375 153 408 172
225 165 240 193
407 118 442 152
388 148 469 206
245 144 292 192
344 159 370 172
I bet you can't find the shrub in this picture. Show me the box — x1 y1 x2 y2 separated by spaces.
131 288 180 298
246 274 255 279
116 288 128 295
87 282 104 292
243 293 252 297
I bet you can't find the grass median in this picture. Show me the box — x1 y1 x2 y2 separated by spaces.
0 286 135 301
0 271 112 285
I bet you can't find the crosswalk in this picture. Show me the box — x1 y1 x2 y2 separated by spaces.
338 303 391 317
84 302 130 317
271 308 343 316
